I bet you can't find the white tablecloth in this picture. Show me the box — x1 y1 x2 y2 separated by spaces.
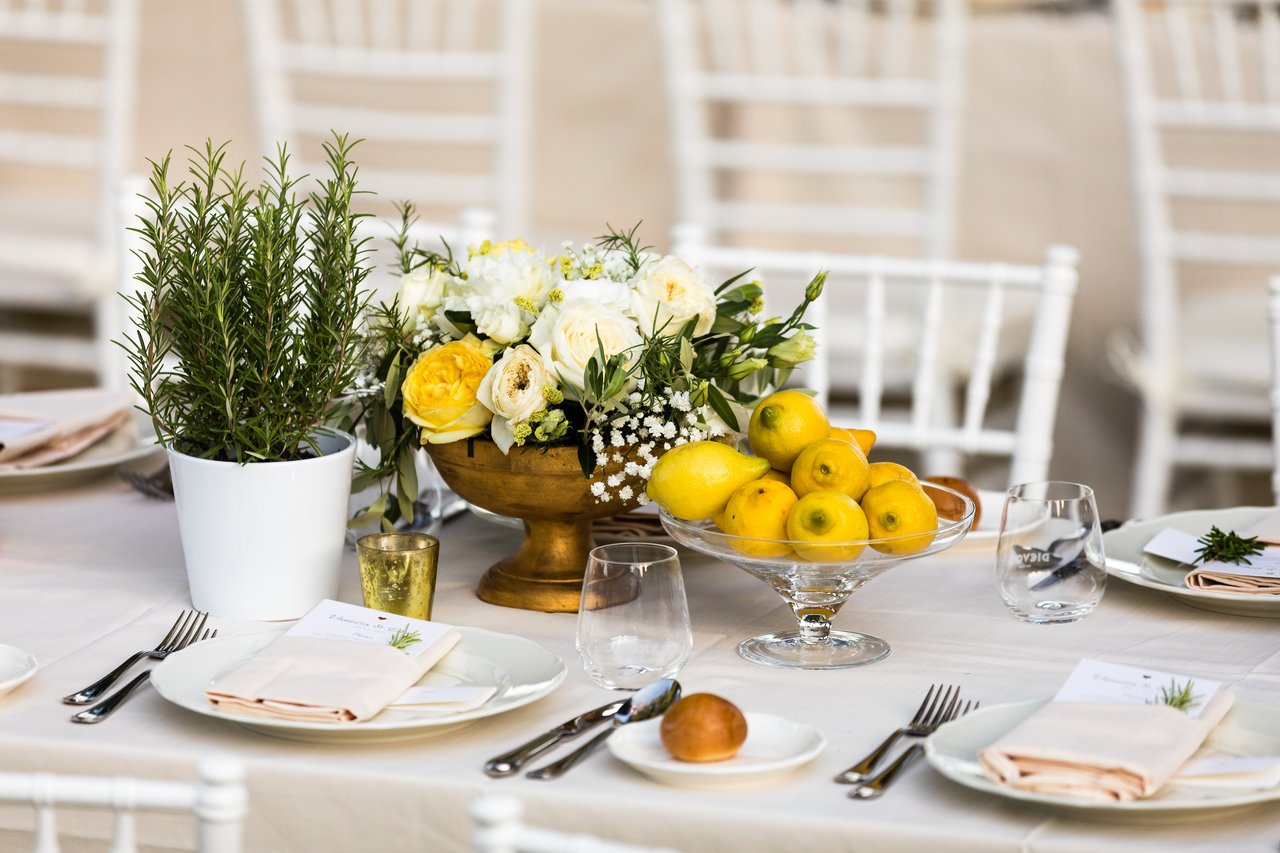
1 476 1278 851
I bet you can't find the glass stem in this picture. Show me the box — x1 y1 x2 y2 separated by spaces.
797 612 830 643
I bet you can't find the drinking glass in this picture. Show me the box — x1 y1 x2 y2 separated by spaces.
576 543 692 690
357 532 440 620
996 481 1106 623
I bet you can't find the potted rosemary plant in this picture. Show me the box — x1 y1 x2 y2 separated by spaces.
121 135 370 619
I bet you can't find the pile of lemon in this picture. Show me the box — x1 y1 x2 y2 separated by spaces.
646 390 940 563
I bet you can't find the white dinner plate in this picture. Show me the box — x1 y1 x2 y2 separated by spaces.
151 627 566 743
1102 507 1280 618
0 645 37 695
0 414 163 494
925 699 1280 822
607 712 826 791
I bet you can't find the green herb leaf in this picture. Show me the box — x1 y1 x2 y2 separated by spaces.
388 625 422 651
706 384 739 432
1194 526 1264 566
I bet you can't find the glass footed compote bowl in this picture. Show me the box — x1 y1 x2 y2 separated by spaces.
659 481 975 670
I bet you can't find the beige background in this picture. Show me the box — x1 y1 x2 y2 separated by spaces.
63 1 1274 517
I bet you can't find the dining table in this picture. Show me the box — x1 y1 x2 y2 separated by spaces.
1 471 1278 852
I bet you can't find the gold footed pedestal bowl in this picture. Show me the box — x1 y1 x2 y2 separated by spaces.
426 439 638 613
660 482 975 670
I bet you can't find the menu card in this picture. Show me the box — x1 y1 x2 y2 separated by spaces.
1053 659 1224 719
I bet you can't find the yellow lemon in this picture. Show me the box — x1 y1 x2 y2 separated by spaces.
723 479 798 557
861 479 938 555
646 441 771 521
829 426 876 457
785 490 869 562
867 461 919 490
790 438 871 500
762 469 791 486
747 390 830 472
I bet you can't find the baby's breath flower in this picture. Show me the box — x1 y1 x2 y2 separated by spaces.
618 485 634 501
590 481 606 497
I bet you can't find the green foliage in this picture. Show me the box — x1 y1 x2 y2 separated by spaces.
120 134 372 463
1194 526 1265 566
1154 679 1201 713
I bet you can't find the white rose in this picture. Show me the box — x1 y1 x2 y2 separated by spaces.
630 255 718 337
396 266 449 327
529 297 643 394
477 345 556 453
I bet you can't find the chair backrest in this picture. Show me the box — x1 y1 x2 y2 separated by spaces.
676 227 1079 487
241 0 530 235
0 759 246 853
658 0 966 258
1114 0 1280 383
1268 275 1280 502
471 796 682 853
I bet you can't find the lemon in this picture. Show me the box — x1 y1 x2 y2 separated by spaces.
747 390 830 472
646 441 771 521
722 479 798 557
790 438 871 500
829 426 876 457
867 461 919 490
785 490 869 562
762 469 791 485
861 479 938 555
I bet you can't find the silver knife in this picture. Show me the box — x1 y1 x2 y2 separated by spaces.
483 700 626 777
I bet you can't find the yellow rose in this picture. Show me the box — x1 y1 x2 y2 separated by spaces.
400 336 495 444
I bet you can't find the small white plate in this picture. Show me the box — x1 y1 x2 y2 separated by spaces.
151 626 566 744
607 712 825 790
1103 507 1280 618
925 699 1280 822
0 645 38 695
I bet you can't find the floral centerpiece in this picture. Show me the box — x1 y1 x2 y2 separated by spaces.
346 213 822 610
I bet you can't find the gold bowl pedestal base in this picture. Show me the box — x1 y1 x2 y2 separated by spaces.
477 518 597 612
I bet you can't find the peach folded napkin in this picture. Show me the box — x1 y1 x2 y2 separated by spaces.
978 691 1235 802
204 633 460 723
0 389 132 468
1184 510 1280 595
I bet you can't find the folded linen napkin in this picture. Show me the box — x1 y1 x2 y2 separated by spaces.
978 691 1235 802
1183 510 1280 595
0 389 132 468
205 633 460 723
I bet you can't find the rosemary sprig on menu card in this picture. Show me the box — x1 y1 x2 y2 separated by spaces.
1194 525 1265 566
388 626 422 651
1152 678 1201 713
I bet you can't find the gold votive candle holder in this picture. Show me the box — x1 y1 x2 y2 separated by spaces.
356 532 440 620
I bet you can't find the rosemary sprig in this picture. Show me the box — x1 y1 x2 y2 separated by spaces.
1194 525 1265 566
388 625 422 651
1153 678 1201 713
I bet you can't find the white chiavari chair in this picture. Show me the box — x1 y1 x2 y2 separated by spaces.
471 795 682 853
0 759 246 853
1268 275 1280 503
675 232 1080 488
240 0 530 236
1113 0 1280 517
0 0 138 388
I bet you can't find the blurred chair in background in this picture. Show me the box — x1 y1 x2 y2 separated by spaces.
471 795 682 853
0 759 246 853
1113 0 1280 518
1269 275 1280 504
0 0 138 390
676 233 1079 489
241 0 531 236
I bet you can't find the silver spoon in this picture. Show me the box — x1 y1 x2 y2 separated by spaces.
525 678 682 780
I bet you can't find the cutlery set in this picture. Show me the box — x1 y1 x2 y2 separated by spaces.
63 609 214 723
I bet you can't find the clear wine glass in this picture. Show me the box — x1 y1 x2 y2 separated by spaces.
576 543 693 690
659 481 975 670
996 481 1106 623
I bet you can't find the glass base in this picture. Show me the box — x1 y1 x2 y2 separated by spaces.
1008 600 1098 624
737 629 891 670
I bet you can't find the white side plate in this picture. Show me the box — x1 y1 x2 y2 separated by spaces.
925 699 1280 822
0 645 37 695
0 413 163 493
1103 507 1280 618
151 627 566 744
607 712 826 791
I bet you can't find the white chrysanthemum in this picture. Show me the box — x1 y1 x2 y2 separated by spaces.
444 244 554 345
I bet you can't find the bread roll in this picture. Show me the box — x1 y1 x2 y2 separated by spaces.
659 693 748 762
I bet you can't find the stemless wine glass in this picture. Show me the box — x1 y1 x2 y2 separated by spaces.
576 543 693 690
997 481 1106 623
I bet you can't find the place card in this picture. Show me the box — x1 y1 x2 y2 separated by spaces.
287 599 455 661
1144 528 1280 580
1053 659 1224 719
1174 756 1280 789
0 419 50 445
390 685 496 711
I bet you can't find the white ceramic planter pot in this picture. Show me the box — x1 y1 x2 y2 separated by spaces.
167 430 356 620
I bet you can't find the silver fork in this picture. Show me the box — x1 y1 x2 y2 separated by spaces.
70 627 217 724
834 684 959 784
63 610 208 705
849 700 980 800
